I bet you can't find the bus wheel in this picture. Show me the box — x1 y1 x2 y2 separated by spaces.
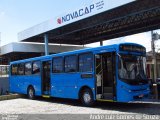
81 88 94 107
27 87 35 99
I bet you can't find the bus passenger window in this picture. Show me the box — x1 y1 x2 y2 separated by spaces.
65 55 77 72
53 57 63 73
33 61 40 75
11 64 18 75
18 63 24 75
25 62 32 75
79 53 93 72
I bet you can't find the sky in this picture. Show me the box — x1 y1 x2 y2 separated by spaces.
0 0 159 52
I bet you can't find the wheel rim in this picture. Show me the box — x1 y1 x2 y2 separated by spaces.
29 89 34 98
83 92 91 104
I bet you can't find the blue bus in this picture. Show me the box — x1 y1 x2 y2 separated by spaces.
9 43 150 106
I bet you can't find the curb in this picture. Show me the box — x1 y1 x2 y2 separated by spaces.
0 94 23 101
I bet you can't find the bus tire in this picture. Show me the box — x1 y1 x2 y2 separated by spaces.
80 88 94 107
27 86 35 99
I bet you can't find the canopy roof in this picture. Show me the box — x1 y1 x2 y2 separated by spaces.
18 0 160 45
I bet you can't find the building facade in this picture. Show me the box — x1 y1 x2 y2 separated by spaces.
146 52 160 81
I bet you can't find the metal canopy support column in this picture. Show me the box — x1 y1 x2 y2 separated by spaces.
44 34 49 56
100 41 103 46
151 31 160 99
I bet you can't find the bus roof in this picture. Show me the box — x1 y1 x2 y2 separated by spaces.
10 42 145 65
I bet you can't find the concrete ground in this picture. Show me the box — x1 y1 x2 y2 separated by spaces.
0 97 160 115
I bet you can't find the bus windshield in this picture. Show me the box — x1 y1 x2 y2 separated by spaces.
118 54 146 81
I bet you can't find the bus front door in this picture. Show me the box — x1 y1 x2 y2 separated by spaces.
95 54 103 99
42 60 51 96
95 52 116 101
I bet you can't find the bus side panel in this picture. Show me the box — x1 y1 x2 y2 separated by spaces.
33 76 42 96
51 73 80 99
10 75 42 96
9 76 20 93
51 73 95 100
77 73 95 99
21 75 42 96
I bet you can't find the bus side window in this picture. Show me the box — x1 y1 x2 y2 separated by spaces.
53 57 63 73
18 63 24 75
79 53 93 72
11 64 18 75
25 62 32 75
65 55 77 72
32 61 40 75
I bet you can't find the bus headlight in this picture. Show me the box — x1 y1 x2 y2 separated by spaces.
128 90 132 93
121 85 132 93
146 88 150 91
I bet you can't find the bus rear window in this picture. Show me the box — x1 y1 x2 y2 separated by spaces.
79 53 93 72
11 64 18 75
25 62 32 75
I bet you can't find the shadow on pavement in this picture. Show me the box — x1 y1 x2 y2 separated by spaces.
23 96 160 115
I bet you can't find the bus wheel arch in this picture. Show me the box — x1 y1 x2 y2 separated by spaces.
27 85 35 99
79 86 95 106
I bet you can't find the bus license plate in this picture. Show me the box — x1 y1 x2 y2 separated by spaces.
139 94 144 98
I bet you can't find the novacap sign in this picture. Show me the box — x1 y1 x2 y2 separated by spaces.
56 0 135 25
57 4 95 24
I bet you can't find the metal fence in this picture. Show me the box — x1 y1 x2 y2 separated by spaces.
0 77 9 95
0 65 9 95
0 65 9 77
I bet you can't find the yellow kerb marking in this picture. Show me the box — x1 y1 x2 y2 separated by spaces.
97 99 115 102
42 95 50 98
